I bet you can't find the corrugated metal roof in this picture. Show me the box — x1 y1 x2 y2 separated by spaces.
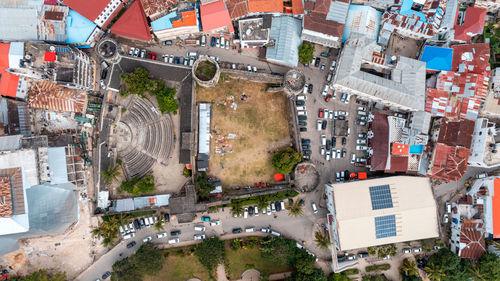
266 16 302 67
0 8 39 41
39 5 69 42
47 147 68 185
343 4 381 42
0 135 22 152
326 1 349 23
198 103 211 155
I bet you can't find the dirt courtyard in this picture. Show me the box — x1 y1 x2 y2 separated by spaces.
385 33 425 59
196 78 292 187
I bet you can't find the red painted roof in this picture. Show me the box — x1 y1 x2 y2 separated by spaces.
0 43 19 98
425 88 449 116
493 178 500 238
44 51 56 62
358 172 367 180
370 113 389 171
200 0 234 33
110 0 151 41
386 156 408 173
248 0 282 13
459 220 486 259
429 143 469 182
451 43 491 76
63 0 109 22
392 143 409 156
454 7 487 43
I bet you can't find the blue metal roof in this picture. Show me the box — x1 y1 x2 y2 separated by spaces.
343 5 381 42
151 12 176 31
265 16 302 67
47 147 69 184
66 9 96 44
420 46 453 71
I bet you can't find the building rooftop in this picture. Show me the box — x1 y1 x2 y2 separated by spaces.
342 4 381 42
265 16 302 67
291 0 304 15
420 46 453 71
451 43 491 76
152 9 198 31
27 81 87 113
110 0 151 41
66 9 98 45
459 220 486 259
140 0 177 19
437 118 474 148
0 6 39 41
330 176 438 250
39 5 69 42
371 113 389 171
239 18 270 42
63 0 108 22
200 0 234 33
0 43 24 99
334 37 427 111
303 0 348 38
247 0 282 13
225 0 248 19
429 143 469 181
454 7 487 43
0 177 13 218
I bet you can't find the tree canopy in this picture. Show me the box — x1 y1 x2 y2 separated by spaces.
426 248 471 281
10 270 66 281
328 273 352 281
118 174 155 196
298 42 315 65
195 237 226 271
195 172 215 199
362 275 388 281
271 148 302 174
111 243 165 281
471 252 500 281
91 213 130 246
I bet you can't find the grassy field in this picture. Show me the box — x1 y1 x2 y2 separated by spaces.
196 78 291 186
225 245 292 279
143 251 210 281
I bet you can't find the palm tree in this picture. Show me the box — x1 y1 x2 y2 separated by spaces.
424 263 446 281
400 258 418 277
285 201 304 217
101 164 122 185
153 215 165 231
468 265 485 281
91 214 130 247
231 202 244 217
314 231 330 250
256 196 269 211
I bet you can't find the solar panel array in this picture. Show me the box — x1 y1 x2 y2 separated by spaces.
369 184 393 210
375 215 397 239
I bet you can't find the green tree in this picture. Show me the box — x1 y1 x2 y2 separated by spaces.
400 258 418 277
101 164 121 185
260 236 296 265
473 252 500 281
285 200 304 217
427 248 471 281
120 67 152 97
134 174 155 195
195 172 215 199
231 202 244 217
314 231 330 250
328 273 351 281
195 237 226 271
287 268 327 281
183 167 192 177
425 263 446 281
10 270 66 281
367 246 377 255
298 42 315 65
256 196 269 210
388 244 398 256
271 148 302 174
153 215 164 231
156 87 178 114
362 275 388 281
287 248 327 281
91 214 130 247
111 243 165 281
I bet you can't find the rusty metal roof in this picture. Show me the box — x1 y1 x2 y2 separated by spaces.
28 81 87 113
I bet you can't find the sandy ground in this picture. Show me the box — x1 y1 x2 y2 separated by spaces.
196 78 291 187
0 201 106 279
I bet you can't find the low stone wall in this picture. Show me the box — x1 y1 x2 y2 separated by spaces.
220 69 283 84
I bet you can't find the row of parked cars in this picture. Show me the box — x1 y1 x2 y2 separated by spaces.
129 47 157 60
120 213 170 239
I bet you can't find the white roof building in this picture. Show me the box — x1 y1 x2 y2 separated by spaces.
325 176 439 252
468 118 500 168
332 37 427 112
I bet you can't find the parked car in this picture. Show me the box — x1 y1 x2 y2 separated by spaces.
356 139 367 144
210 37 216 47
356 145 368 150
275 201 281 212
354 162 365 167
307 84 313 94
320 64 325 71
443 214 449 223
299 127 307 132
358 133 367 138
412 248 422 253
261 228 271 233
126 241 136 248
232 228 243 234
318 109 324 118
358 252 369 258
403 248 412 253
102 271 111 280
201 216 211 222
163 40 173 46
142 236 152 243
321 134 327 145
210 220 221 226
296 100 305 106
321 120 327 130
168 238 180 244
298 115 307 121
170 230 181 236
156 232 168 238
347 255 356 261
151 53 157 60
314 58 320 67
311 202 318 214
301 139 311 144
302 144 310 149
216 38 220 48
129 47 135 56
342 137 346 145
194 226 206 231
194 234 206 240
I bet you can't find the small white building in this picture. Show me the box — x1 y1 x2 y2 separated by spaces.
238 17 270 49
468 118 500 168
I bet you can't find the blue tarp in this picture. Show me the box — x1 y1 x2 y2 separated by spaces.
400 0 428 22
66 9 96 45
420 46 453 71
409 144 424 154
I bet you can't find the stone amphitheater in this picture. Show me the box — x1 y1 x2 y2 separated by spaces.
114 96 174 179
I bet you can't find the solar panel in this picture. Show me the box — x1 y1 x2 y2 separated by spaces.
369 185 393 210
375 215 397 239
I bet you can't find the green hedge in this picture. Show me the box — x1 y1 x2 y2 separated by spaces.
343 269 359 275
231 190 299 206
366 264 391 272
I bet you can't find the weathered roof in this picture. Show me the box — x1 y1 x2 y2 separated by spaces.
437 118 474 148
265 16 302 67
454 7 487 43
140 0 177 19
0 177 13 218
248 0 282 13
225 0 248 19
370 113 389 171
343 4 381 42
451 43 491 76
28 81 87 113
0 135 22 152
200 0 234 33
39 5 69 42
429 143 469 181
110 0 151 41
459 220 486 259
0 8 39 41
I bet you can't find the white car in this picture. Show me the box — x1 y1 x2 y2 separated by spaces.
123 233 135 239
261 228 271 233
402 248 411 253
100 80 107 89
245 227 255 232
336 149 341 159
344 93 351 104
156 232 168 238
320 146 325 155
254 206 259 217
356 145 368 151
119 226 125 236
244 207 248 218
143 236 152 243
266 206 272 215
328 110 334 120
356 139 367 144
321 134 326 145
129 47 135 56
297 111 307 116
325 151 331 161
317 120 322 131
194 234 206 240
412 247 422 253
128 223 135 232
168 238 180 244
303 84 308 94
225 40 230 50
443 214 449 223
209 220 221 226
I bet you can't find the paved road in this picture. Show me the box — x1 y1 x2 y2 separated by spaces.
76 191 329 281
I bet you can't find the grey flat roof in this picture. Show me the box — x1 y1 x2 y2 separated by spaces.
0 8 39 41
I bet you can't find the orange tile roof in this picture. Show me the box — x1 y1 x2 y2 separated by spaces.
248 0 283 13
493 178 500 238
392 143 409 155
292 0 304 15
0 177 13 218
0 43 20 98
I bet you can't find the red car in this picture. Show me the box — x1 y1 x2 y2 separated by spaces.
151 53 157 60
325 94 332 102
355 162 365 167
318 109 324 118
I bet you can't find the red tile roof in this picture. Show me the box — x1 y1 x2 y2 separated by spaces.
0 177 13 218
303 0 346 37
0 168 24 215
225 0 249 19
425 88 449 117
429 143 469 181
493 178 500 238
291 0 304 15
454 7 487 43
200 0 234 33
459 220 486 259
248 0 282 13
437 118 474 148
110 0 151 41
0 43 20 98
451 43 491 76
370 113 389 171
63 0 109 22
386 156 409 173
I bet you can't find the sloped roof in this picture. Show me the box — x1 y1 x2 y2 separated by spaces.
420 46 453 71
437 118 474 148
0 8 39 41
66 9 98 44
0 43 20 98
371 113 389 171
493 178 500 238
429 143 469 181
248 0 282 13
225 0 248 19
451 43 491 76
425 88 449 117
387 156 409 172
291 0 304 15
110 0 151 41
454 7 487 42
265 16 302 67
200 0 234 33
140 0 177 18
459 220 486 259
0 177 13 218
63 0 108 22
303 0 348 37
343 4 381 42
28 81 87 113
